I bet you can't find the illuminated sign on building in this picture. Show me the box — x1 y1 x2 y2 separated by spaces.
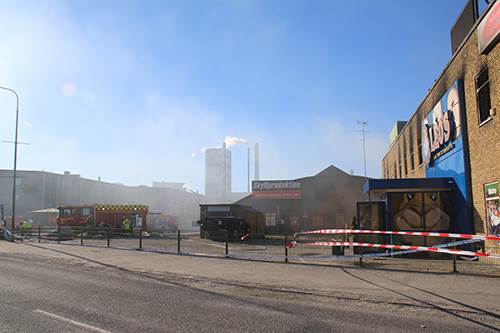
477 2 500 54
252 180 302 199
421 81 462 165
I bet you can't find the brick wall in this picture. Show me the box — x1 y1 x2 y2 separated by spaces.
382 7 499 252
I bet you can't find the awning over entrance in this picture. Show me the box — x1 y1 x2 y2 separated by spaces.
363 178 455 195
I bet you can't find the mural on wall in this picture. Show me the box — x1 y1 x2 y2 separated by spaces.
393 193 450 231
485 182 500 236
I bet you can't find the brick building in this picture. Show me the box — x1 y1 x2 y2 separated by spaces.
380 1 499 252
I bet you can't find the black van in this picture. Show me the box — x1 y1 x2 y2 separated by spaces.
198 216 249 241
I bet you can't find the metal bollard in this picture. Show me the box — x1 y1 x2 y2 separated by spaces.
38 225 41 243
284 235 288 263
139 228 143 249
107 228 110 248
225 231 229 258
80 228 84 246
177 230 181 254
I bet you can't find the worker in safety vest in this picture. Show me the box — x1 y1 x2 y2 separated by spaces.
122 217 132 233
21 220 33 235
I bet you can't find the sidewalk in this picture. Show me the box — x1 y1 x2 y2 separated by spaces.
1 241 499 315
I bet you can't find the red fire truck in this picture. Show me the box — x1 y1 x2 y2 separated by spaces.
57 204 149 231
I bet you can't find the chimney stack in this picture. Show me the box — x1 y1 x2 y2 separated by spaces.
254 143 260 181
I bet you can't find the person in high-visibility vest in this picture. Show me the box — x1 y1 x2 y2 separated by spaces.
122 217 132 233
21 220 33 236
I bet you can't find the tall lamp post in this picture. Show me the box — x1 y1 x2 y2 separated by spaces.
0 86 20 232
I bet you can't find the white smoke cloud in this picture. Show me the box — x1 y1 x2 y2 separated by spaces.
61 82 77 96
224 136 247 148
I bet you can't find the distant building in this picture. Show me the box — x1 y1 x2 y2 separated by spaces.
0 170 201 229
231 165 368 235
388 121 407 145
205 144 231 201
153 181 186 191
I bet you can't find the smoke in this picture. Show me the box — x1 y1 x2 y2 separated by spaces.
61 82 77 96
224 136 247 148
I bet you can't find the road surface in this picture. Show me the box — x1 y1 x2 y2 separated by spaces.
0 253 499 332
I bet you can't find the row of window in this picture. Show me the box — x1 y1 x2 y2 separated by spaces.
384 67 493 179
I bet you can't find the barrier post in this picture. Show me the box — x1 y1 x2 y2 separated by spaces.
80 228 84 246
177 229 181 254
359 234 363 267
284 235 288 263
107 227 110 248
57 226 60 244
139 228 143 249
225 230 229 258
38 225 41 243
452 238 457 273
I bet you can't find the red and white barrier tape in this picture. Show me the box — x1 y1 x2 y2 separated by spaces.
294 229 500 241
287 240 499 258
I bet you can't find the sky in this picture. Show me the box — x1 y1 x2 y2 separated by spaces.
0 0 471 193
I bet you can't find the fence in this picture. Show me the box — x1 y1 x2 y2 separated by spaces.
5 225 500 277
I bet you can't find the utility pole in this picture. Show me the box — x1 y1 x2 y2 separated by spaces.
0 86 20 232
357 121 368 177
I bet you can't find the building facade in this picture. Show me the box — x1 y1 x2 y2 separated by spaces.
381 1 499 251
204 145 231 201
233 165 368 235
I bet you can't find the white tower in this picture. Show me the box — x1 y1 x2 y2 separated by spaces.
205 144 231 200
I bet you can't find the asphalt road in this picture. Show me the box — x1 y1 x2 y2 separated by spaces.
0 255 498 333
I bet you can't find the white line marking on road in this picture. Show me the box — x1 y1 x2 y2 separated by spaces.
207 243 226 249
33 309 113 333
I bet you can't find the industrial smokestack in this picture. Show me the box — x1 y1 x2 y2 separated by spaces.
222 142 227 200
254 143 260 181
247 147 250 192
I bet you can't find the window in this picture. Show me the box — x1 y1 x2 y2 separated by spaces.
409 125 415 172
417 115 423 166
476 67 492 124
82 207 91 216
397 144 402 178
393 161 397 179
402 138 408 177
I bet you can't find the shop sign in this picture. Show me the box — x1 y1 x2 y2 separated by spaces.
252 180 302 199
477 2 500 54
485 182 500 236
421 81 462 165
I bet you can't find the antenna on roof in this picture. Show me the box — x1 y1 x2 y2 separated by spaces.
357 121 368 177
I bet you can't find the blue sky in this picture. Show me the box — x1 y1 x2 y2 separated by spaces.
0 0 469 193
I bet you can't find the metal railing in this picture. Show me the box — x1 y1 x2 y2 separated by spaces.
4 225 499 277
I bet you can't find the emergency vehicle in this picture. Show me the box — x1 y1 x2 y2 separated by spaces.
57 204 149 231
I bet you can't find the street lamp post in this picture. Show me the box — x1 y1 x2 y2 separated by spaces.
0 86 20 232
